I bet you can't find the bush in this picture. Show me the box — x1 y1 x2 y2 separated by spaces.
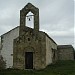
0 55 6 69
74 50 75 60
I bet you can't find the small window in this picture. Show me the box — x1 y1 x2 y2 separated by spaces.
28 38 30 41
11 54 13 56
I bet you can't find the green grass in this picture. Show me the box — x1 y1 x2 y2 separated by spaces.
0 60 75 75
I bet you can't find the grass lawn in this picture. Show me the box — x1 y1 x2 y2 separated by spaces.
0 60 75 75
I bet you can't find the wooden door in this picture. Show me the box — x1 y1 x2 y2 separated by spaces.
25 52 33 69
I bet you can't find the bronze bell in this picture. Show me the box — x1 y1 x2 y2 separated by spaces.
29 18 31 21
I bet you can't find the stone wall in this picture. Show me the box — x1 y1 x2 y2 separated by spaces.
0 37 1 50
46 35 57 65
58 45 74 60
13 29 46 70
0 39 1 55
0 27 19 68
0 41 1 50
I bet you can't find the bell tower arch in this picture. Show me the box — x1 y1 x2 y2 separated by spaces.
19 3 39 35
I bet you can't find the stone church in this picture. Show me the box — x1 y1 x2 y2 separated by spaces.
0 3 74 70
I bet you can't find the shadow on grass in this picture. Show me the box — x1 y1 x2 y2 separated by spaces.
0 60 75 75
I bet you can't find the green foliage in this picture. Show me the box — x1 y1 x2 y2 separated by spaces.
0 60 75 75
74 50 75 59
0 55 6 69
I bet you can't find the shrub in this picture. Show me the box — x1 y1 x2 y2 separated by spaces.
0 55 6 69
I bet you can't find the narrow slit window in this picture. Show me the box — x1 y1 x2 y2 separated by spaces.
28 38 30 41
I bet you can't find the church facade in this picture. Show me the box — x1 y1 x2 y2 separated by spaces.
0 3 74 70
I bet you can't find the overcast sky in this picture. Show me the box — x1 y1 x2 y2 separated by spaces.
0 0 74 48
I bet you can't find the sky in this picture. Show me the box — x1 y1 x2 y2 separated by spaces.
0 0 74 48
